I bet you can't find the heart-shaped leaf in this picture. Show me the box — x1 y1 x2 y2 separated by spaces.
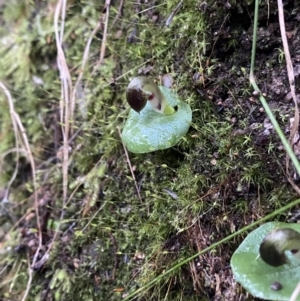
122 86 192 153
231 222 300 300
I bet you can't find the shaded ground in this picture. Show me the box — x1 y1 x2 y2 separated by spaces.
1 0 300 300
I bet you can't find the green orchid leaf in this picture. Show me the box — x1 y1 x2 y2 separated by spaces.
122 86 192 153
231 222 300 301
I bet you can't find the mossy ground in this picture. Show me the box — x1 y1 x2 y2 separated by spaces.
0 0 299 300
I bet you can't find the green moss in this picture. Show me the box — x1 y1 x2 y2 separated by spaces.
0 1 296 301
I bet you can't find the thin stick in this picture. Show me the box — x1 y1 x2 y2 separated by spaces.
99 0 111 65
117 126 142 203
111 0 124 28
165 0 183 27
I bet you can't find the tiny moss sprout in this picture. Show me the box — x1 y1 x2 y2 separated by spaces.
122 76 192 153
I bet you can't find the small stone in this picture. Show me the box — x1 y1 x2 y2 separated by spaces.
252 90 260 97
162 74 173 88
211 159 217 165
270 281 282 291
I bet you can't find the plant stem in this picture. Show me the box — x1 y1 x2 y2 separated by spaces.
249 0 300 176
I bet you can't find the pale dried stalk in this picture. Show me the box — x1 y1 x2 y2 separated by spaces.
54 0 72 204
26 0 73 275
0 82 42 301
165 0 183 27
99 0 111 65
111 0 124 28
34 1 105 271
0 85 20 200
277 0 300 193
90 1 111 76
25 0 73 283
30 0 74 270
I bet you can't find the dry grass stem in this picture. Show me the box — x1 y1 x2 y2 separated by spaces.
0 84 21 200
99 0 111 65
165 0 183 27
0 82 42 301
277 0 300 194
54 0 73 203
117 126 142 203
111 0 124 28
23 0 77 284
29 0 75 280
